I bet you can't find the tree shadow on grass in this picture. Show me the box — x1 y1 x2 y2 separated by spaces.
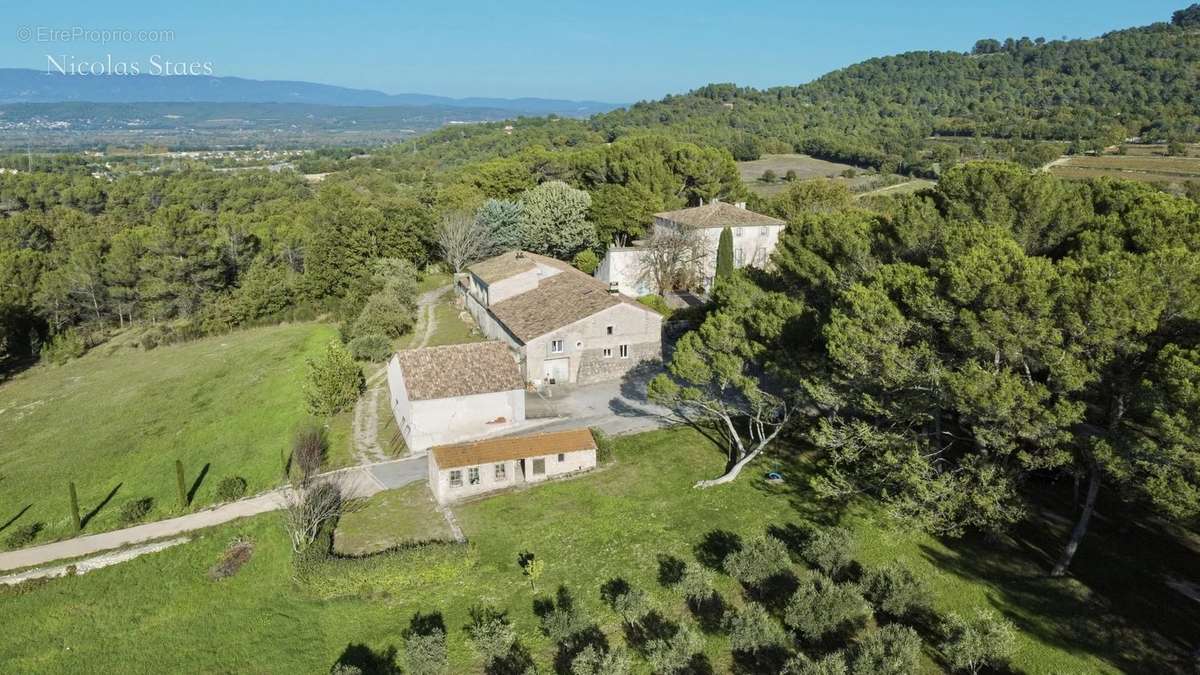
0 504 32 534
695 529 742 570
403 611 446 638
657 553 686 587
553 625 609 675
747 571 800 613
187 462 211 505
921 484 1200 675
688 591 728 633
486 641 536 675
732 645 791 675
80 482 122 529
623 610 679 653
332 643 400 675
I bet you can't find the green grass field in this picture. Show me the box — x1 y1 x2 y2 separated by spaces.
2 427 1192 673
0 322 346 545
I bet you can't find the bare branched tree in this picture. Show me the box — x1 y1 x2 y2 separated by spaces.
281 476 345 553
291 423 327 484
439 211 498 273
638 223 708 295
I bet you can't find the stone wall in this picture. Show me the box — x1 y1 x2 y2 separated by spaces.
576 340 661 385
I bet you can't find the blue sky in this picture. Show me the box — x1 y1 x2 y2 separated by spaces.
2 1 1186 102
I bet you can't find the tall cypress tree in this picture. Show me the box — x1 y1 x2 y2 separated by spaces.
716 227 734 280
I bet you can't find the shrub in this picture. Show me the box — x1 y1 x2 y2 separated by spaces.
590 427 615 464
783 651 849 675
724 602 787 652
351 291 416 339
465 605 516 663
329 664 362 675
573 249 600 275
571 645 632 675
347 334 392 362
636 294 672 316
848 625 923 675
215 476 248 502
600 580 649 624
939 609 1017 674
676 563 717 602
645 620 703 674
760 169 778 183
801 527 856 578
723 535 792 586
304 340 365 417
784 169 799 182
539 587 588 642
4 522 43 549
40 329 86 364
292 423 328 481
118 497 154 525
784 574 871 642
405 628 448 675
861 564 930 619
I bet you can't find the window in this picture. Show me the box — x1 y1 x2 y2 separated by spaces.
735 227 744 237
735 248 746 266
619 344 629 358
468 467 480 485
557 453 565 463
532 458 546 475
495 463 507 481
760 226 769 236
449 470 462 488
606 325 614 335
602 348 612 358
550 339 564 354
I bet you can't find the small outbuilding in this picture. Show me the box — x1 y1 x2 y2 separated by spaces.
387 341 526 453
427 428 598 504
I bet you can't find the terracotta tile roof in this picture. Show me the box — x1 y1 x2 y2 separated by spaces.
654 201 785 229
489 271 622 342
432 428 597 469
467 250 538 284
394 341 524 401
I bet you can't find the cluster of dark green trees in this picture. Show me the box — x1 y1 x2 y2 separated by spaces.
0 135 749 367
661 162 1199 576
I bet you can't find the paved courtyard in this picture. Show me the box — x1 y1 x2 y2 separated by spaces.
524 361 673 436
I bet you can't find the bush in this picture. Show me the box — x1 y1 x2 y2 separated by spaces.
571 645 632 675
215 476 248 502
676 563 717 602
645 620 703 674
4 522 43 549
348 334 392 362
849 625 923 675
636 294 672 316
329 664 362 675
118 497 154 525
573 249 600 275
801 527 856 578
539 587 588 642
590 427 615 464
723 535 792 586
784 169 799 182
405 628 448 675
292 423 328 481
600 580 649 624
40 329 86 364
783 652 849 675
351 291 415 339
939 609 1017 674
784 574 871 642
465 605 516 663
861 564 930 619
304 340 364 417
761 169 778 183
724 602 787 652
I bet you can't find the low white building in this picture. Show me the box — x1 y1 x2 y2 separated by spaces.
386 341 526 453
427 427 597 504
460 251 663 385
595 201 787 296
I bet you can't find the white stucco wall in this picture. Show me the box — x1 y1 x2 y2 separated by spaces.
595 248 656 298
653 221 785 287
386 354 526 453
429 448 596 504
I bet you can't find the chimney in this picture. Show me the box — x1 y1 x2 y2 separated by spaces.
734 201 746 210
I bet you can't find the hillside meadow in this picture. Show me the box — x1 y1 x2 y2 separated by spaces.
0 322 347 546
1 427 1193 673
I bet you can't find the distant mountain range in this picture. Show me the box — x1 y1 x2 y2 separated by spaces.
0 68 623 117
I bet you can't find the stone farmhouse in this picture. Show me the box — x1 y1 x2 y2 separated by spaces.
386 341 526 453
595 200 787 296
427 427 597 504
459 250 663 385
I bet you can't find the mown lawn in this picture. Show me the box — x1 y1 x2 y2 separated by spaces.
0 427 1192 673
0 322 347 545
333 482 452 555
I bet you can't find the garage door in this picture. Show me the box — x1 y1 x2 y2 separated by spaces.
543 358 569 384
